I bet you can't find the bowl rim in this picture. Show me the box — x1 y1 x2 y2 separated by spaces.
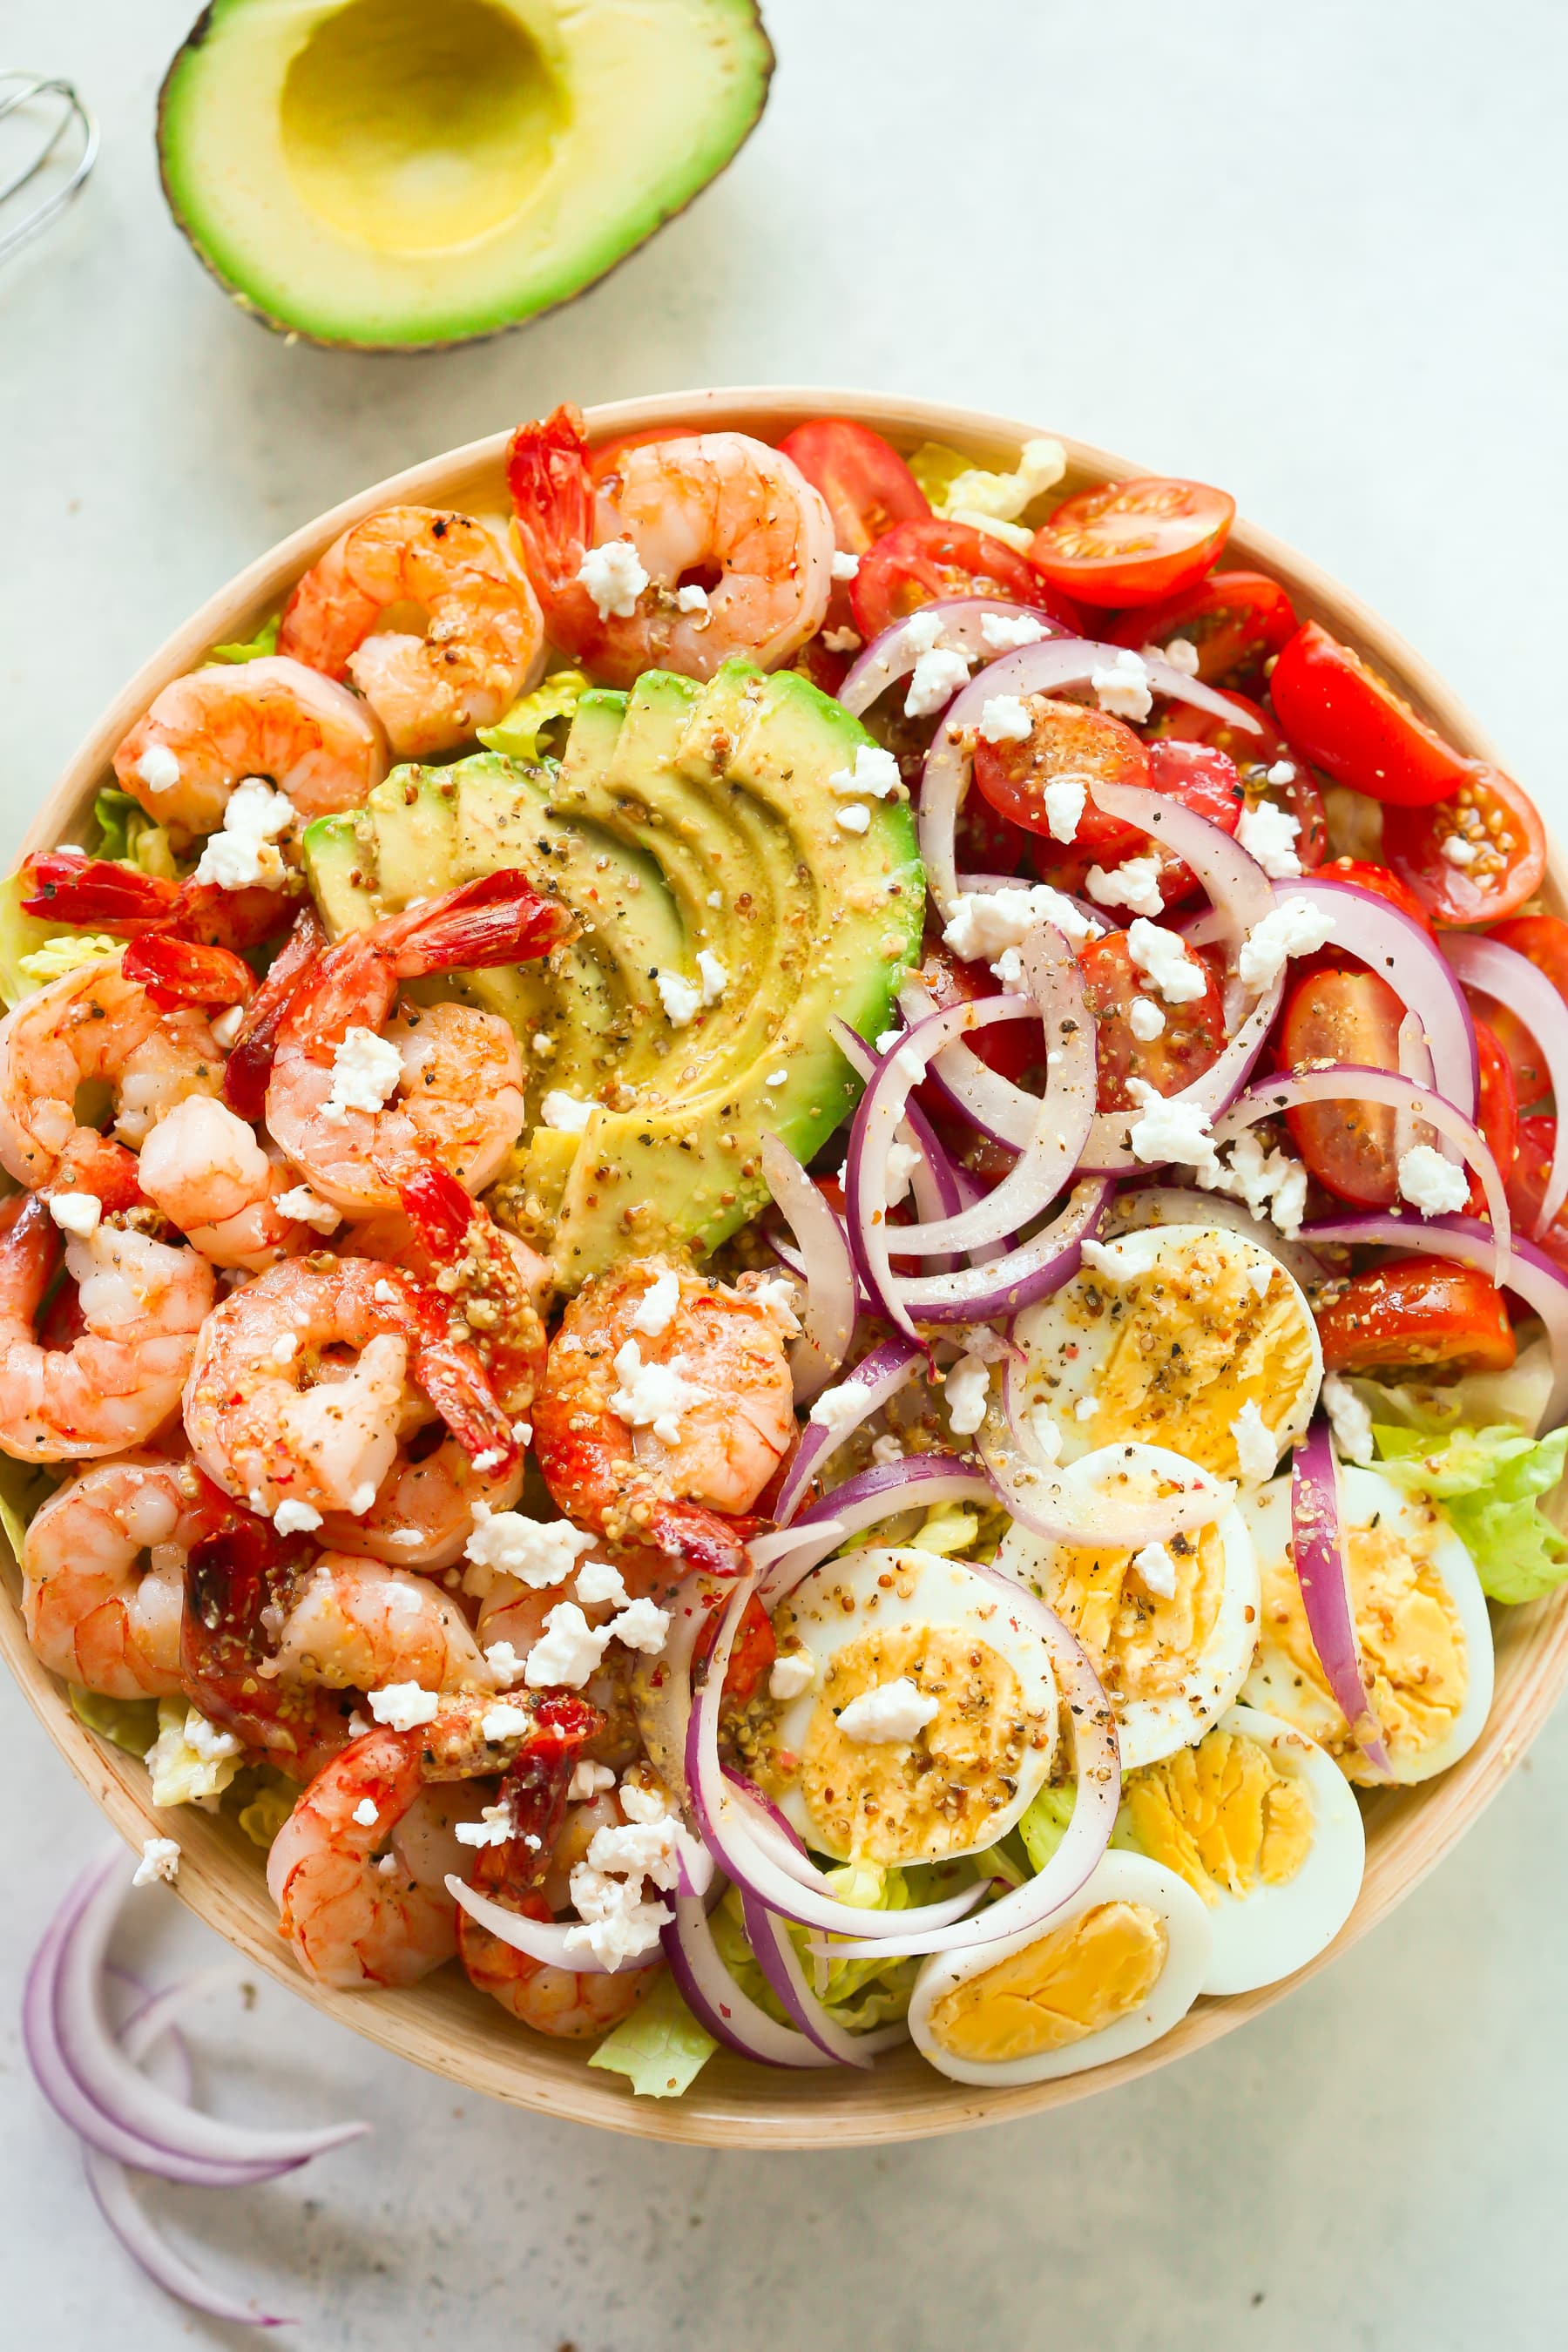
5 385 1565 2151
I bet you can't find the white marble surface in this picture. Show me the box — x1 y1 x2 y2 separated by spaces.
3 0 1567 2342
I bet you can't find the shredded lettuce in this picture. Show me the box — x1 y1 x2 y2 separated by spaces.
146 1700 244 1808
0 872 104 1008
91 787 179 878
69 1688 161 1756
708 1866 922 2037
1373 1420 1568 1605
907 436 1067 548
233 1770 299 1850
1017 1781 1076 1871
478 669 590 763
909 1501 982 1558
1348 1335 1555 1443
0 1450 56 1565
586 1969 718 2099
208 614 280 664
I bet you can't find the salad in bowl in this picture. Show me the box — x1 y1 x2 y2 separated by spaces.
4 393 1566 2126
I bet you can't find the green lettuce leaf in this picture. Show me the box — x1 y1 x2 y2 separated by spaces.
1373 1420 1568 1605
91 787 178 879
1017 1781 1077 1871
478 669 590 762
146 1700 244 1808
586 1969 717 2099
69 1688 160 1757
209 615 280 664
233 1768 301 1849
0 1450 57 1565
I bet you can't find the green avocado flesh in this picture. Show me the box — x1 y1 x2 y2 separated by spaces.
158 0 774 348
301 660 925 1286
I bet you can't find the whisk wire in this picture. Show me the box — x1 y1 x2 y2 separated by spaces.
0 70 98 268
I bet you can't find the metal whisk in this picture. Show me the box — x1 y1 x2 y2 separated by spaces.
0 69 98 270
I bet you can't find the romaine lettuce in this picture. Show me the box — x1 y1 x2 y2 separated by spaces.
586 1969 717 2099
1373 1420 1568 1605
208 615 280 664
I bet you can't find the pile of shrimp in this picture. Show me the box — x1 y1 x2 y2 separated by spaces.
3 442 822 2027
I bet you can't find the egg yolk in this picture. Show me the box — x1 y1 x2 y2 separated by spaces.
1260 1505 1468 1781
927 1902 1167 2064
1047 1522 1225 1713
1068 1241 1315 1477
793 1623 1048 1865
1123 1730 1313 1905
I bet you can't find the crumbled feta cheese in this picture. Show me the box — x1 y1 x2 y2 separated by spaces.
1202 1128 1308 1238
1321 1373 1375 1466
1398 1142 1470 1214
524 1602 613 1689
1132 1540 1178 1598
270 1334 299 1366
943 1352 992 1437
977 694 1033 744
210 1004 247 1049
193 777 295 893
980 611 1049 653
1073 1392 1099 1423
1246 1260 1274 1299
904 645 973 718
1230 1398 1280 1483
132 1836 181 1888
470 1448 505 1475
352 1796 379 1828
674 583 710 615
568 1760 616 1802
1128 996 1166 1041
368 1682 440 1731
539 1089 594 1132
480 1701 533 1740
822 626 862 653
768 1651 816 1701
695 950 727 1005
1236 798 1303 879
1442 835 1478 867
512 1421 532 1448
1091 648 1152 722
348 1483 378 1518
1238 896 1335 993
1125 1077 1219 1173
611 1339 706 1444
1144 637 1200 677
885 1137 921 1209
135 743 181 794
574 1558 628 1608
835 804 871 834
830 549 861 580
484 1639 524 1686
564 1868 670 1970
737 1271 802 1335
1085 857 1165 919
454 1801 516 1849
899 609 948 659
828 743 902 799
656 970 703 1027
276 1184 341 1233
1126 917 1206 1004
47 1191 101 1238
577 538 648 620
464 1504 597 1590
1080 1232 1165 1282
765 1069 788 1089
321 1025 402 1122
274 1498 322 1536
835 1676 940 1745
1024 1404 1064 1465
990 947 1024 987
610 1597 671 1655
943 882 1100 963
870 1431 904 1466
632 1267 682 1337
1266 760 1297 786
1042 773 1086 843
808 1382 863 1441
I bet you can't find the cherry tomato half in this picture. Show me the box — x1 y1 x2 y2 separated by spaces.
693 1592 776 1706
851 519 1082 639
1027 477 1235 609
1152 688 1327 868
1027 736 1243 916
1382 765 1546 926
1318 856 1435 936
1507 1117 1568 1274
1464 914 1568 1108
1268 622 1472 808
1278 963 1404 1206
1108 571 1298 691
1315 1259 1516 1376
972 696 1150 842
1078 929 1227 1112
777 420 929 556
1469 1017 1518 1217
917 936 1038 1087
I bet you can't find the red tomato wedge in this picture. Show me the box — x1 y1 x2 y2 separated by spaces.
1382 765 1546 925
972 697 1151 841
1152 687 1327 868
1078 929 1227 1112
1468 1017 1518 1216
1465 913 1568 1107
1317 857 1435 936
917 936 1039 1087
851 519 1082 639
1027 477 1235 609
1109 571 1297 689
777 420 929 555
1024 735 1243 916
1508 1118 1568 1273
1268 622 1471 808
1315 1260 1516 1376
1278 963 1404 1206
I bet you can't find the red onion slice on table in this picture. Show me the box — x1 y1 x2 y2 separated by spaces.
837 597 1071 720
760 1135 857 1403
1442 931 1568 1236
1291 1418 1393 1778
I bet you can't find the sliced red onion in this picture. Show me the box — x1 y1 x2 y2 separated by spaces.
660 1888 835 2069
759 1456 1001 1599
760 1135 857 1403
447 1876 670 1976
773 1334 924 1525
983 1405 1237 1548
1443 932 1568 1235
747 1517 849 1567
1291 1418 1393 1777
838 598 1071 720
1078 972 1285 1174
897 976 1039 1148
885 1179 1115 1324
1301 1210 1568 1431
738 1889 908 2066
1086 770 1275 950
918 639 1257 913
1214 1068 1510 1277
1284 876 1477 1117
828 1015 964 1268
1106 1184 1331 1289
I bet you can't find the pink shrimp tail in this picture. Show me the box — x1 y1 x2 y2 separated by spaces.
22 852 180 934
221 904 328 1120
123 931 256 1010
398 1160 477 1260
648 1502 761 1578
507 403 594 599
386 869 576 978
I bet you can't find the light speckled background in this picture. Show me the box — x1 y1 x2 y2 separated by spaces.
3 1 1566 2343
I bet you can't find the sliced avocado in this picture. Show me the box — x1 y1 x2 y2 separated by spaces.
157 0 774 350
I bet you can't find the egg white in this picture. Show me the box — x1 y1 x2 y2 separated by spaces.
997 1504 1260 1771
768 1546 1058 1862
909 1849 1212 2086
1240 1467 1495 1786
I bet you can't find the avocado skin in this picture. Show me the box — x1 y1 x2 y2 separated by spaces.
155 0 774 352
301 661 923 1287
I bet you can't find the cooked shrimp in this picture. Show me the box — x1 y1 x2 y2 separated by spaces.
23 847 290 957
138 1095 307 1272
265 874 569 1215
0 952 225 1194
267 1725 460 1989
277 507 544 760
271 1553 493 1693
531 1256 794 1571
509 406 834 688
318 1432 523 1571
22 1452 216 1696
183 1254 516 1522
179 1513 360 1778
393 1161 551 1417
0 1196 216 1461
112 656 389 840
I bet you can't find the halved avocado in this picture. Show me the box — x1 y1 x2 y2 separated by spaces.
157 0 774 349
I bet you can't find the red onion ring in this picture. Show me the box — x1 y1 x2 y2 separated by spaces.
1291 1418 1394 1777
884 1179 1114 1324
1105 1183 1332 1289
760 1135 857 1403
737 1889 909 2067
1284 876 1477 1117
897 975 1039 1147
659 1886 835 2069
1085 770 1276 950
759 1456 1002 1599
1442 932 1568 1235
446 1876 671 1977
837 597 1071 720
828 1015 964 1270
772 1334 924 1525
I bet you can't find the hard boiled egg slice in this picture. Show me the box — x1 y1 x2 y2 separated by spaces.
909 1850 1211 2086
761 1547 1058 1867
1117 1703 1365 1995
1012 1224 1321 1484
1240 1467 1494 1786
997 1504 1260 1769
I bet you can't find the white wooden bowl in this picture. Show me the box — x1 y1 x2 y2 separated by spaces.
5 389 1565 2148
